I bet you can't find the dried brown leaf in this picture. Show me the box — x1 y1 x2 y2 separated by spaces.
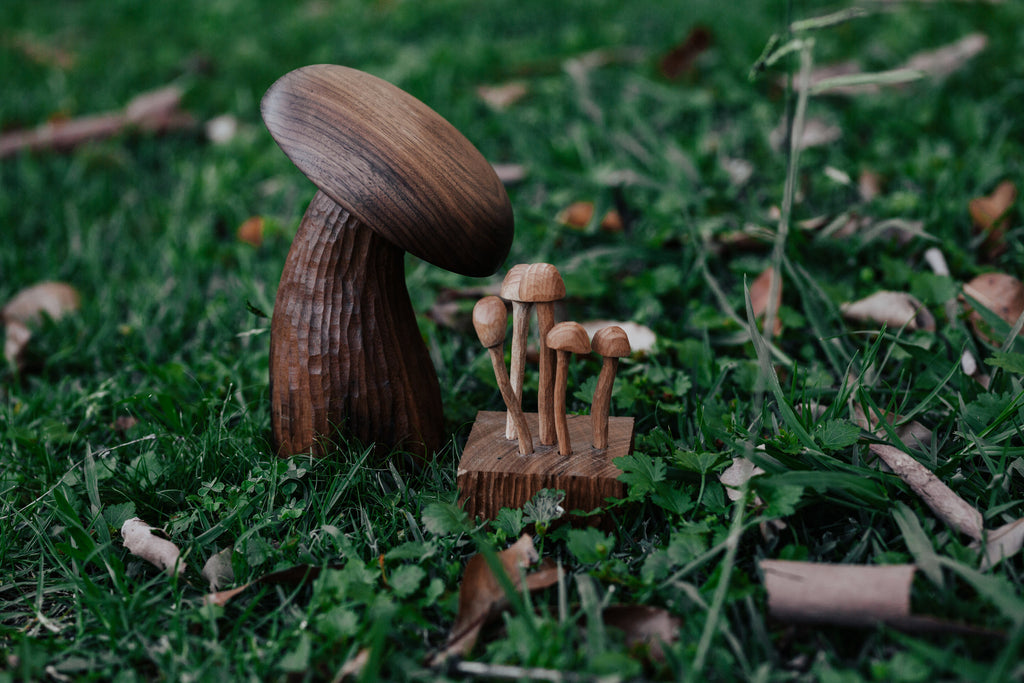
976 518 1024 570
476 82 529 110
338 648 370 680
969 180 1016 260
749 266 782 336
121 518 183 576
201 547 235 592
858 169 884 202
719 457 765 502
852 404 932 448
659 25 713 79
203 564 324 607
491 163 526 185
602 605 681 662
869 443 983 539
840 291 935 332
432 535 557 665
2 281 81 367
904 32 987 79
0 85 194 158
769 117 841 152
962 273 1024 344
236 216 264 247
762 560 915 626
7 33 76 69
556 201 622 233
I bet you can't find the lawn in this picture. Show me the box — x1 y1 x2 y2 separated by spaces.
2 0 1024 680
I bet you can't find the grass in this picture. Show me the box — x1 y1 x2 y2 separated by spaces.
2 0 1024 680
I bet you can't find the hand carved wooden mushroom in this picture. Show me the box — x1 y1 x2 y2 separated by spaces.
262 64 514 460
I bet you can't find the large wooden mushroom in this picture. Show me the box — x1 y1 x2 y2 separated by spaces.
262 65 514 460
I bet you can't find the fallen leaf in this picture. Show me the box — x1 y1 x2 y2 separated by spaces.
8 33 76 69
236 216 264 247
201 547 235 591
858 169 884 202
580 320 657 354
602 605 681 662
113 415 140 432
721 157 754 188
904 32 987 79
659 25 713 79
769 117 841 152
923 247 950 277
204 564 324 607
121 518 183 576
556 201 623 233
748 266 782 336
432 535 558 665
840 291 936 332
969 180 1016 260
962 273 1024 344
0 86 194 158
491 163 526 185
976 518 1024 570
719 457 765 502
852 404 932 448
2 281 81 367
338 648 370 680
476 82 529 110
869 443 983 540
762 560 915 626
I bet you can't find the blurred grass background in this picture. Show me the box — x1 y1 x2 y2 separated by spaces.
3 0 1024 679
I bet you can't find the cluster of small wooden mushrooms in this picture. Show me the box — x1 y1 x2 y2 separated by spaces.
472 263 631 457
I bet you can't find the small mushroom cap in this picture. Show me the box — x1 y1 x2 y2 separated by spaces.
546 321 590 355
500 264 530 301
472 296 508 349
262 64 513 277
591 325 631 358
516 263 565 303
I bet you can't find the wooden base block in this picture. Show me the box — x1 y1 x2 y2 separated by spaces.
457 411 634 522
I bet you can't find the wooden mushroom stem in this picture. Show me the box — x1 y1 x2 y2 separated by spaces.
552 346 573 455
473 296 533 455
486 345 534 455
536 304 557 445
270 191 443 459
505 301 533 440
591 356 620 450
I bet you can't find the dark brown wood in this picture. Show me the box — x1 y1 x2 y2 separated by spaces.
270 190 443 459
458 411 633 522
261 65 515 463
261 64 514 278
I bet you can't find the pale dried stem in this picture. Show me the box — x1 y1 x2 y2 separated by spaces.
870 444 983 539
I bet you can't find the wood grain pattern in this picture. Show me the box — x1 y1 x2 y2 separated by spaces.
458 411 633 522
270 190 443 459
262 64 515 463
261 64 514 277
590 357 619 450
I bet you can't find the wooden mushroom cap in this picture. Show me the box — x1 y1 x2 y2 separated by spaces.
546 321 590 355
261 64 514 277
591 326 631 358
517 263 565 303
502 263 565 303
472 296 508 349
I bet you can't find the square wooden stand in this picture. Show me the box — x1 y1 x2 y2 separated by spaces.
457 410 634 522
